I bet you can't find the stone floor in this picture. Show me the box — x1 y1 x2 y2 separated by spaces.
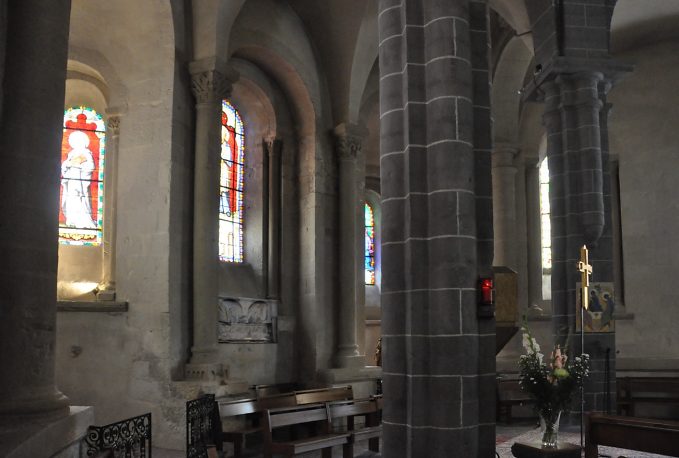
151 422 674 457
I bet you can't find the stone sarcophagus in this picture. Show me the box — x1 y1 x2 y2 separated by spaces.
218 297 278 343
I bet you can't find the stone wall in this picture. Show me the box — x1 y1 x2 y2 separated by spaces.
610 37 679 368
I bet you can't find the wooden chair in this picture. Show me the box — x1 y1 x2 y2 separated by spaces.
186 394 222 458
262 403 350 458
83 412 152 458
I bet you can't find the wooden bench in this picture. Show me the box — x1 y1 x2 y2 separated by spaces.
294 385 353 405
219 386 352 457
329 396 383 457
219 393 298 457
252 383 299 398
617 376 679 418
497 378 534 423
262 403 350 458
585 412 679 458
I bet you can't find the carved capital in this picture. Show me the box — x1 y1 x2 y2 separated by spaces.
107 116 121 136
333 123 368 161
191 70 233 104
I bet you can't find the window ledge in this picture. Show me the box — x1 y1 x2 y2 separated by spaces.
57 300 128 313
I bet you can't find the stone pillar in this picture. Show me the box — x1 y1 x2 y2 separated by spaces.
333 123 366 367
266 138 283 299
541 72 620 416
492 145 518 268
378 1 494 455
0 0 71 417
186 60 235 377
97 114 121 301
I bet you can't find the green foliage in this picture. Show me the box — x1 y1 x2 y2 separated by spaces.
518 322 590 425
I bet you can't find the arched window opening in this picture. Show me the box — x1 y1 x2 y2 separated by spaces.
59 106 105 245
539 158 552 300
365 202 375 285
219 100 245 263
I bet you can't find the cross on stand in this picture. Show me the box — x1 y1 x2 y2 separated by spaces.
578 245 592 311
577 245 592 450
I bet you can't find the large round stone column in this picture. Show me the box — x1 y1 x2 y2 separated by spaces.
492 145 519 268
333 123 367 368
186 60 235 377
0 0 71 416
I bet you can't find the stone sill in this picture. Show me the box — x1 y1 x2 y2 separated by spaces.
57 300 128 312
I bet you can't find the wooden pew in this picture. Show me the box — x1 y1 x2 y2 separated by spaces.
294 385 353 405
219 393 297 457
585 413 679 458
262 403 350 458
219 387 351 457
252 383 299 398
617 377 679 418
496 378 534 423
329 396 383 458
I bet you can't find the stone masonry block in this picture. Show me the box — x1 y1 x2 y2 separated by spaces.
427 141 474 192
411 376 462 428
425 57 472 100
428 237 476 289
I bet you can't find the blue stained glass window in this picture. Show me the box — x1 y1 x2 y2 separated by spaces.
365 203 375 285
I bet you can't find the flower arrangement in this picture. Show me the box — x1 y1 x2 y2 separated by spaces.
518 323 590 447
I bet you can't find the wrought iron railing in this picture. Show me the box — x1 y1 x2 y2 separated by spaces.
83 412 152 457
186 394 221 458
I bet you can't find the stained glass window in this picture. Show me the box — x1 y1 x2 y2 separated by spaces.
539 158 552 300
219 100 245 263
365 203 376 285
59 107 106 245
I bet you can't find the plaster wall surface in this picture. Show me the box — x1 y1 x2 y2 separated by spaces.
609 38 679 366
55 0 187 449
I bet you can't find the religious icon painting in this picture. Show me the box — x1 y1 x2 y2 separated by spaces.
59 107 106 245
576 282 615 332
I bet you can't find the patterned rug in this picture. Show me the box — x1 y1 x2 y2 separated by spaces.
496 428 675 458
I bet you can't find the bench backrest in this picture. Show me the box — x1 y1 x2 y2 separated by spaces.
294 385 353 405
253 383 299 398
497 379 531 402
258 392 298 409
329 398 379 419
586 413 679 457
218 397 259 417
619 377 679 397
83 412 152 458
265 404 332 431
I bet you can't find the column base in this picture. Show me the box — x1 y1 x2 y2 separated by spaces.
0 386 69 417
336 354 367 368
319 366 383 398
0 405 94 458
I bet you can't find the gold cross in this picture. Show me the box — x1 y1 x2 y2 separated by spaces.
577 245 592 310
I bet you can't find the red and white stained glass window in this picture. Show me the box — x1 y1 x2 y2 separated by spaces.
219 100 245 263
59 107 105 245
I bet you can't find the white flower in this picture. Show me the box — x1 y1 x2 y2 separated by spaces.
537 352 544 364
522 333 531 352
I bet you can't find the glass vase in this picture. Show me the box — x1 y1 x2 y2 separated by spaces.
539 410 561 448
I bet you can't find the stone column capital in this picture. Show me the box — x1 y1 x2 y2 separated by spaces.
492 144 519 169
333 123 368 161
189 60 239 104
106 116 121 136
